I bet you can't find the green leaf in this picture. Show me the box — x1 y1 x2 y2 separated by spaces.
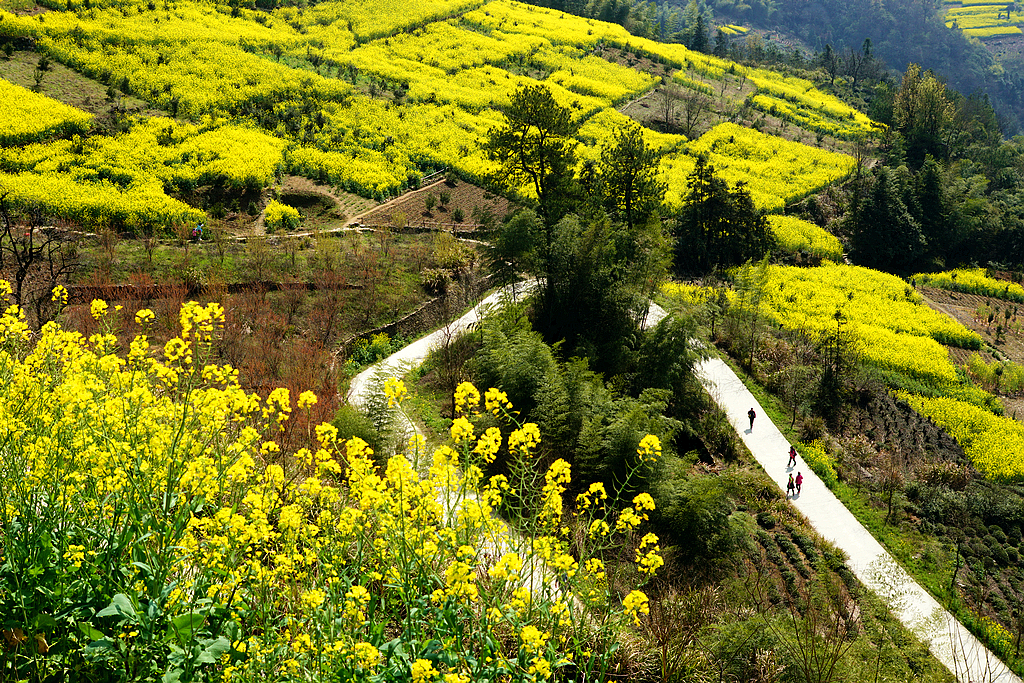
78 623 106 641
96 593 138 620
195 636 230 664
33 614 57 631
166 612 206 644
161 670 182 683
85 637 116 651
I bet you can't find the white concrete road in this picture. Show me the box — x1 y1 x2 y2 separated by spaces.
697 356 1020 683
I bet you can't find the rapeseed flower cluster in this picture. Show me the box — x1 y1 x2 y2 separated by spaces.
0 287 663 682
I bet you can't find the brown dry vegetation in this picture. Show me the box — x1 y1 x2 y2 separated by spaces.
356 177 517 233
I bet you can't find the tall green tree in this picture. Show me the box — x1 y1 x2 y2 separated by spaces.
894 64 954 164
599 124 666 230
542 211 668 373
486 209 541 290
486 84 579 230
850 166 925 274
673 154 774 273
916 156 952 267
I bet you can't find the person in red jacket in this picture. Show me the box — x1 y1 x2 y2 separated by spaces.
795 472 804 494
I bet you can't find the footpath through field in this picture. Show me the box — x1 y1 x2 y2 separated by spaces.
348 285 1018 682
697 357 1020 683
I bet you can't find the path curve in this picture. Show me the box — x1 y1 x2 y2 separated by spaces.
345 286 1017 683
697 357 1020 683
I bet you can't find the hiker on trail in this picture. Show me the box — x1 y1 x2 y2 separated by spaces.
748 407 756 429
796 472 803 494
788 445 797 467
786 473 795 497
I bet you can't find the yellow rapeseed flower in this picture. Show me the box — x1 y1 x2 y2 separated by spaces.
623 589 649 626
410 658 439 682
90 299 109 320
637 434 661 463
383 377 407 407
453 381 480 415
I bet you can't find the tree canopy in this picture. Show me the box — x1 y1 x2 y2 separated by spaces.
673 154 774 274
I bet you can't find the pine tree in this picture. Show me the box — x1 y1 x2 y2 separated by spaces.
674 155 774 273
850 167 925 274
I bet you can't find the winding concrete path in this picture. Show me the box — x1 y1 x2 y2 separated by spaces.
697 357 1020 683
346 286 1018 682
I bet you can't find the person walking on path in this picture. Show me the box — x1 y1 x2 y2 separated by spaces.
786 473 795 497
748 407 756 430
787 445 797 467
795 472 803 495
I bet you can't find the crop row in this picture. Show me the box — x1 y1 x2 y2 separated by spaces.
0 171 203 229
661 122 857 212
767 215 843 261
898 392 1024 481
944 3 1024 35
0 0 864 223
0 80 93 146
462 0 632 48
761 262 982 352
912 268 1024 303
746 70 878 140
0 117 284 227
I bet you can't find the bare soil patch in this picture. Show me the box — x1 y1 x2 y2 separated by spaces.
356 179 517 234
982 33 1024 61
919 285 1024 362
0 50 163 128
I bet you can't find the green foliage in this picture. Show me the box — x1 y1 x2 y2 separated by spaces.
486 83 580 227
471 317 560 419
471 314 684 496
656 474 737 561
673 154 775 273
849 167 925 275
598 123 666 231
331 403 384 461
541 211 670 374
345 332 408 371
486 209 541 286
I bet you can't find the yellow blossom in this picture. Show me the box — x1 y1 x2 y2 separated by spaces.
384 377 407 407
454 381 480 415
411 658 439 682
623 589 649 626
450 416 474 444
637 434 661 463
90 299 109 320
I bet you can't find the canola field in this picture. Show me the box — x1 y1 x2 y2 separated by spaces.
0 0 870 227
944 0 1024 38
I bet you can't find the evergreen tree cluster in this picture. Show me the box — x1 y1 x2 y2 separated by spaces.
486 85 773 374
